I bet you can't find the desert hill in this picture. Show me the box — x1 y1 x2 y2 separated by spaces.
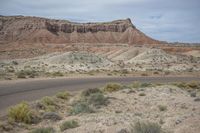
0 16 160 44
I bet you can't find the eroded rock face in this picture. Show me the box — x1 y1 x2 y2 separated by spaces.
45 18 134 33
0 16 160 44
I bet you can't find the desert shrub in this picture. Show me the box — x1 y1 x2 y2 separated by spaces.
139 93 146 96
104 83 122 92
12 61 18 65
8 102 34 124
140 82 152 88
107 73 112 76
41 97 55 106
164 71 170 75
132 81 141 88
172 82 188 88
16 70 38 78
121 69 129 74
71 89 107 115
132 82 152 88
141 73 148 76
158 105 167 111
87 71 94 76
6 66 15 73
38 97 57 112
31 127 55 133
173 82 200 90
60 120 79 131
81 88 102 97
16 71 26 78
87 92 107 107
153 71 159 75
28 71 38 78
56 91 70 100
70 101 94 115
187 82 200 89
131 121 162 133
52 72 64 77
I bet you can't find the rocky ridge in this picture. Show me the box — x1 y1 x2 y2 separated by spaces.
0 16 160 44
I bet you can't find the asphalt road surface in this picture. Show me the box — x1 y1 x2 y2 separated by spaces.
0 76 199 112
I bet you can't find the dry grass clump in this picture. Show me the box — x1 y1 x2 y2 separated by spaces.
56 91 70 100
104 83 122 92
132 82 152 88
131 121 163 133
8 102 36 124
173 81 200 90
16 70 38 78
81 88 102 97
16 70 26 78
60 120 79 131
30 127 55 133
51 72 64 77
38 96 57 112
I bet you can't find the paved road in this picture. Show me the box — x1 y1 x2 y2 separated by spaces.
0 76 199 112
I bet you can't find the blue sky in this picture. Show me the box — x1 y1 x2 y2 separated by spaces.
1 0 200 43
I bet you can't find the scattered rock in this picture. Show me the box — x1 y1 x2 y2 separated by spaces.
190 92 196 97
175 119 182 125
122 89 136 94
42 112 62 121
194 97 200 102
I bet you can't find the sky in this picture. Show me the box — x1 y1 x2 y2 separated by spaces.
0 0 200 43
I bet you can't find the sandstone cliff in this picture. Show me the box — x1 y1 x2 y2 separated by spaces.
0 16 160 44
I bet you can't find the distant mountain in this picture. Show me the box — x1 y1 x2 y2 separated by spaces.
0 16 160 44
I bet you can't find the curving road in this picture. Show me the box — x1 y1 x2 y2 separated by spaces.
0 76 199 112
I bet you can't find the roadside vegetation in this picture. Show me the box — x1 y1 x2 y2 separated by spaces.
8 102 38 124
131 121 163 133
60 120 79 131
30 127 55 133
1 81 200 133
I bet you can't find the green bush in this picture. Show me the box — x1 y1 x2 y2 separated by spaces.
87 92 107 107
158 105 167 111
71 88 108 115
31 127 55 133
131 121 162 133
104 83 122 92
70 101 94 115
56 91 70 100
8 102 34 124
60 120 79 131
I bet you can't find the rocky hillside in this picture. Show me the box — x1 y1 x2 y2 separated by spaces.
0 16 160 44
